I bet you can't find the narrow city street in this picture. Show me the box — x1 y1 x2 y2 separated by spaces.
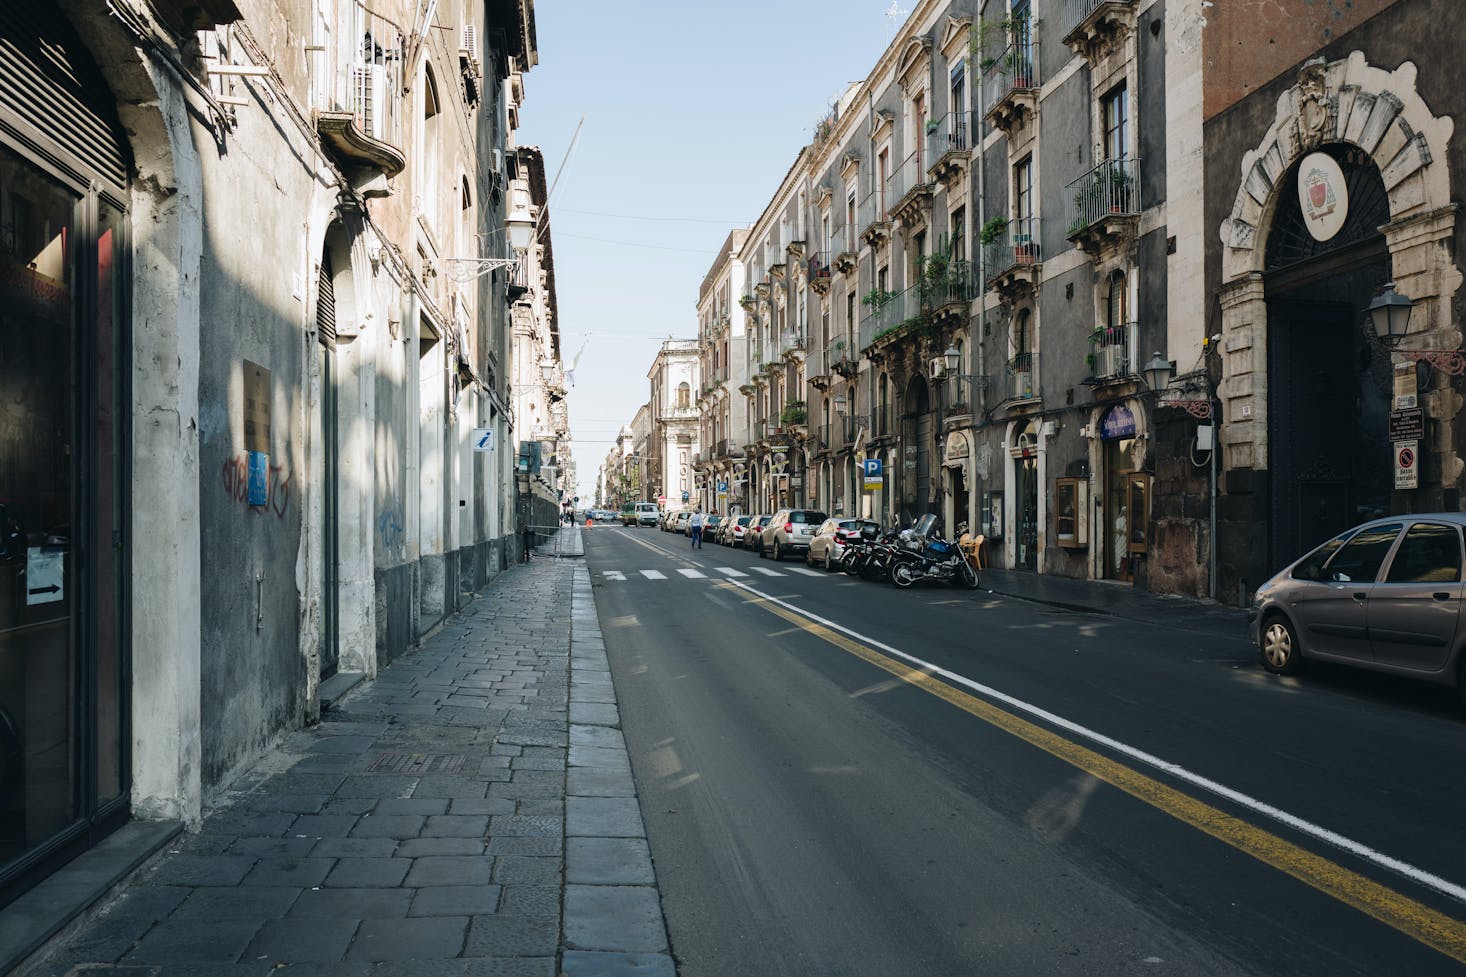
585 524 1466 977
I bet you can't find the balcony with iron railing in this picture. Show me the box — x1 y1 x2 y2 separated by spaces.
834 223 860 273
926 111 970 186
887 149 933 226
827 335 858 377
858 286 913 352
1065 158 1141 253
1062 0 1137 64
858 190 891 247
1005 351 1039 404
869 406 893 440
312 12 408 177
1088 322 1133 384
983 217 1042 297
918 257 974 326
982 35 1039 136
808 252 834 294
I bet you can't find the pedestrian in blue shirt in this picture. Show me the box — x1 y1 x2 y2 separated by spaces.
689 509 705 549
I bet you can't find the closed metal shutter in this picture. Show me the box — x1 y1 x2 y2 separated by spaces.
0 2 129 193
317 252 337 348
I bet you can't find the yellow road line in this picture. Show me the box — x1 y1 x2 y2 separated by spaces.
732 585 1466 963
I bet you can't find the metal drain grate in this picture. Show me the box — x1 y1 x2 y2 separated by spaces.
367 752 467 774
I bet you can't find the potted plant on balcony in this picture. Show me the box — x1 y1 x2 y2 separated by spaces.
947 400 971 417
1003 48 1032 89
1013 231 1038 264
780 401 807 426
979 215 1009 247
1104 165 1134 213
925 118 941 136
860 287 896 312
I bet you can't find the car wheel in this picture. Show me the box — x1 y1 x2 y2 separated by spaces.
1260 613 1304 675
805 548 815 567
824 549 834 571
773 541 783 561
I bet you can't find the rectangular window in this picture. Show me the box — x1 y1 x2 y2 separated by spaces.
845 187 857 249
877 147 889 211
1014 157 1033 222
1102 84 1129 161
951 206 966 262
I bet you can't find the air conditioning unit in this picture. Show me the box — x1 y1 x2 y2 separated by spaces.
461 23 477 58
351 63 385 140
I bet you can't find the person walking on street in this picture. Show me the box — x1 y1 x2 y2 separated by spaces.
689 508 705 549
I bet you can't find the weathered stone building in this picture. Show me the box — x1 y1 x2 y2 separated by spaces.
0 0 550 914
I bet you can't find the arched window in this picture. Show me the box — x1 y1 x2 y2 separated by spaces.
420 66 442 229
677 382 690 408
1014 310 1030 355
1105 270 1127 327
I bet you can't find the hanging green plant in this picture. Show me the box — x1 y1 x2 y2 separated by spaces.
979 215 1010 246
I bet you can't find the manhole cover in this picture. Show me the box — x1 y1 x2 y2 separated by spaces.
367 753 466 774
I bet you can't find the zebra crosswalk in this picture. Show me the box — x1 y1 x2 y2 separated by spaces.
599 564 828 583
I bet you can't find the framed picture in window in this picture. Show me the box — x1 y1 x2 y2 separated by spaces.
1055 477 1088 548
981 490 1003 539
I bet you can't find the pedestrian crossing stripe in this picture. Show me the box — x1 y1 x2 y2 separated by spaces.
599 566 833 582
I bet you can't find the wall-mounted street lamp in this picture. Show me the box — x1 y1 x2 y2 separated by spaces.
1141 351 1174 393
445 189 536 283
1366 282 1466 375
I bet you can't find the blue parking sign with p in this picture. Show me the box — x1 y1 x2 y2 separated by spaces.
863 459 882 478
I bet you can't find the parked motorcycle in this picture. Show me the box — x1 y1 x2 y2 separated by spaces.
887 515 981 589
840 529 897 581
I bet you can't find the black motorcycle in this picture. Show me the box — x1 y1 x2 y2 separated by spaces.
887 515 981 590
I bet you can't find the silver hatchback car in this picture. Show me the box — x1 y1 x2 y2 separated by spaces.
1251 513 1466 706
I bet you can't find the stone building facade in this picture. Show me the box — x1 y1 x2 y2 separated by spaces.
1204 0 1465 602
0 0 551 910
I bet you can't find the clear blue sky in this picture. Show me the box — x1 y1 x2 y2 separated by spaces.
516 1 911 502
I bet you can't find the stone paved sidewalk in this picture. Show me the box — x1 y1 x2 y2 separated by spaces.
23 541 675 977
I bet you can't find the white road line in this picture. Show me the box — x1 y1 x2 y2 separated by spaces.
750 567 785 577
721 576 1466 906
677 568 707 579
715 567 748 578
639 570 667 580
602 571 626 581
787 566 823 577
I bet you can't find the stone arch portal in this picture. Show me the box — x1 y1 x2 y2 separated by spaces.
1216 52 1460 574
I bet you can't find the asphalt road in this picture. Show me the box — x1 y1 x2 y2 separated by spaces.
584 522 1466 977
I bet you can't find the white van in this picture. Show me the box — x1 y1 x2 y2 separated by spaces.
634 502 660 527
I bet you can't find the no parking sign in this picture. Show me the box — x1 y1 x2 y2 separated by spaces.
1395 440 1418 490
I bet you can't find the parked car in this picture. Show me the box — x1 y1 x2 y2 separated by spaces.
721 515 752 546
1250 513 1466 706
759 508 829 560
665 510 690 534
807 518 883 570
696 514 723 540
742 515 771 552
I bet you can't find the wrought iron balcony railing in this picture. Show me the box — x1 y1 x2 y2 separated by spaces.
926 111 969 162
982 36 1038 117
1007 351 1038 401
982 216 1042 281
1066 157 1142 237
1089 322 1133 381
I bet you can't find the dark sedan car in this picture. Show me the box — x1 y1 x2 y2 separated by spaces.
1251 513 1466 706
742 515 771 553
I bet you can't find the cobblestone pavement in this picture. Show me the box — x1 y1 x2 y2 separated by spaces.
24 534 675 977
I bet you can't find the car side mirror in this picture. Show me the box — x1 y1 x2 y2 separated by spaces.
1331 570 1353 583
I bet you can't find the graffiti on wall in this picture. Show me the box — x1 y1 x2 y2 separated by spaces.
376 509 404 550
222 454 291 519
